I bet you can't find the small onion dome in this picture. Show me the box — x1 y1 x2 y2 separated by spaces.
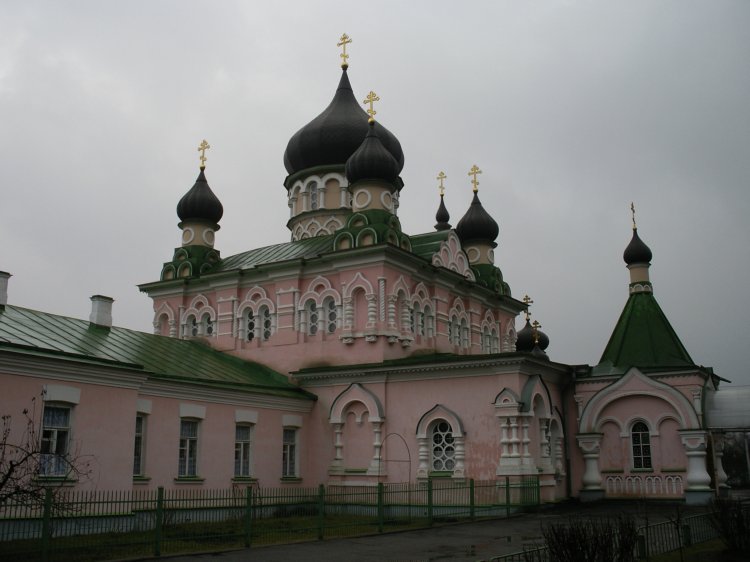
623 228 652 265
455 192 499 246
435 195 451 231
177 168 224 225
283 69 404 176
515 319 550 352
345 121 400 187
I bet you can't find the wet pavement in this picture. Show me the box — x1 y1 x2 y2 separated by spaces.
159 500 709 562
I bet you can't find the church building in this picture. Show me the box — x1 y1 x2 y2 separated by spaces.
0 37 731 505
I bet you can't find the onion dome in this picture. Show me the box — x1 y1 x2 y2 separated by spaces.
516 319 549 352
623 228 652 265
177 168 223 225
283 69 404 177
345 121 400 187
455 192 499 246
435 195 451 231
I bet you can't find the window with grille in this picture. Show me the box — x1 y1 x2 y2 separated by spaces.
260 306 272 340
308 181 319 210
631 422 652 469
246 309 255 341
40 405 71 476
178 420 199 477
324 298 337 333
234 425 253 477
201 313 213 336
133 415 145 476
307 300 318 335
282 428 297 477
431 421 456 473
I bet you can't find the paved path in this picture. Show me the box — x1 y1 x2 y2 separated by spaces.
162 501 707 562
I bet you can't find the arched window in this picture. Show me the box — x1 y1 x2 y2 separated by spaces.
460 318 469 348
201 313 213 336
631 422 652 469
413 303 424 336
308 181 319 211
188 315 198 337
245 309 255 341
259 305 273 340
307 300 319 335
449 315 461 345
490 328 499 353
431 421 456 473
424 306 434 338
323 297 337 334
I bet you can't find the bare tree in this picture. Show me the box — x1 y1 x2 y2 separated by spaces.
0 393 92 507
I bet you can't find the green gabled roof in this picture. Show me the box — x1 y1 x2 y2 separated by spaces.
593 291 694 376
409 230 451 261
0 305 314 400
212 236 334 273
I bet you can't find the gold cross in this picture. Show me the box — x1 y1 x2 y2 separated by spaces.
630 202 637 230
363 91 380 123
437 171 447 196
523 294 533 321
468 165 482 192
337 33 352 68
197 139 210 168
532 320 542 345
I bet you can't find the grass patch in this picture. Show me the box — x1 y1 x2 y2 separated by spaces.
649 538 748 562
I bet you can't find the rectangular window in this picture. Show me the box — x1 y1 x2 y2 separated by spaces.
178 420 199 477
40 405 71 476
234 425 253 477
282 428 297 477
133 415 145 476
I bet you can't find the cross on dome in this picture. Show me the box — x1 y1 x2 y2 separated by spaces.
437 171 447 196
363 91 380 123
468 164 482 192
337 33 352 69
198 139 210 169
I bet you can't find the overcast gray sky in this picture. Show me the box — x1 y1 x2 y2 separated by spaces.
2 1 748 385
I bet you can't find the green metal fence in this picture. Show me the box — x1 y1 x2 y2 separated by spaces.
0 476 539 561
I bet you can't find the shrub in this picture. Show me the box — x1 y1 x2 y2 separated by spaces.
710 497 750 554
536 515 638 562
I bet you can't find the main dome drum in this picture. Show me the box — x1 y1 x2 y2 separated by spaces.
283 69 404 178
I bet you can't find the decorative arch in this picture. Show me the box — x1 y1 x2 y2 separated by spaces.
328 384 385 475
181 295 216 338
579 368 700 433
502 321 517 352
342 271 374 299
153 302 176 337
431 231 476 282
415 404 466 479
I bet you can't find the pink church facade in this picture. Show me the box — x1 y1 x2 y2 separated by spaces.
0 50 728 506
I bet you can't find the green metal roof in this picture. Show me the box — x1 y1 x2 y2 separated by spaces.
593 291 695 376
0 305 314 400
410 230 451 262
212 236 334 273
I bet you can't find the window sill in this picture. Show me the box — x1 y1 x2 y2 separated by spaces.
33 476 77 487
428 471 453 479
631 468 654 473
344 468 368 474
174 477 205 484
232 477 257 483
133 476 151 485
661 468 687 473
601 469 625 474
280 477 302 483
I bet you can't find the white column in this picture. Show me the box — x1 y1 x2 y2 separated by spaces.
680 430 712 490
329 423 343 473
417 436 429 479
500 417 509 457
453 434 466 479
368 421 384 475
713 434 729 490
577 434 604 491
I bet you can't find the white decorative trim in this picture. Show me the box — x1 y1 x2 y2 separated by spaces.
181 227 195 245
201 229 215 246
353 189 372 210
179 403 206 419
136 399 152 414
235 410 258 424
431 231 476 282
282 414 303 427
380 191 393 210
44 384 81 405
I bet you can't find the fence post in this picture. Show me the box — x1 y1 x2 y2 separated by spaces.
536 474 541 506
469 479 475 521
317 484 325 540
505 476 510 518
637 532 647 559
41 488 52 562
154 486 164 557
377 482 384 533
244 486 253 548
427 479 433 527
682 523 692 547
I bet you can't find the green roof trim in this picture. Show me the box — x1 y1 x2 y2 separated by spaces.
212 236 335 273
0 305 314 400
410 230 452 261
593 291 694 376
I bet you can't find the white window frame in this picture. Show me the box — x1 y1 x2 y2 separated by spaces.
430 420 457 474
40 404 72 477
133 414 146 477
631 421 653 470
282 427 298 478
234 424 254 478
178 419 200 477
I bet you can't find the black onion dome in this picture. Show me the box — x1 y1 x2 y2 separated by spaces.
283 69 404 176
623 228 652 265
455 192 499 245
177 168 223 224
435 195 451 231
515 319 549 352
345 121 400 186
516 319 534 352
